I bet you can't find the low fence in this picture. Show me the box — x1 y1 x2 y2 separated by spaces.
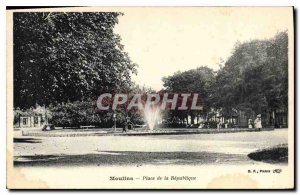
21 127 275 137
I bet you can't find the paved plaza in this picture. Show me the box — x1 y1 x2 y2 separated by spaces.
14 129 288 166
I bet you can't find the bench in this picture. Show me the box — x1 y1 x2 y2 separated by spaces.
134 125 147 129
80 125 95 129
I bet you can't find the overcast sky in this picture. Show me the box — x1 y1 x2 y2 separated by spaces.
114 7 292 90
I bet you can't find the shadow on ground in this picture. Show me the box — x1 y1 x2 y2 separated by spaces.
13 138 42 143
14 151 254 167
248 144 288 163
13 151 257 167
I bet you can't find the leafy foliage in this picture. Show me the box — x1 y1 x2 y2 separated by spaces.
14 12 137 108
162 32 288 126
213 32 288 121
162 66 216 124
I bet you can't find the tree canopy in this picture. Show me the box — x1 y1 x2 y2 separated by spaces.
162 32 288 126
213 32 288 118
14 12 137 109
162 66 216 124
13 12 288 128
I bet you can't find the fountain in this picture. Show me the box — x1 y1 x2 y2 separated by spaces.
143 105 161 130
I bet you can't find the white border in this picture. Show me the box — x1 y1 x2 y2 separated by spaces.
1 0 298 194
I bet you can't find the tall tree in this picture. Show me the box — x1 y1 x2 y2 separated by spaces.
162 66 216 124
213 31 288 125
14 12 137 108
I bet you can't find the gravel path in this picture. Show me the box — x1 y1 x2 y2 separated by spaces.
14 129 288 166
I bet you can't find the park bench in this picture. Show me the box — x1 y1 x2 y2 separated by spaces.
233 124 239 128
134 124 147 129
80 125 95 129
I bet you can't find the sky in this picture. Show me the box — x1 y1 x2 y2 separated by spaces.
114 7 293 90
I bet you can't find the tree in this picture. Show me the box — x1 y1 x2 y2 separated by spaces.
14 12 137 109
162 66 216 125
213 31 288 126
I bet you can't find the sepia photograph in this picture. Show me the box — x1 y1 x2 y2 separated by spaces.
6 6 294 189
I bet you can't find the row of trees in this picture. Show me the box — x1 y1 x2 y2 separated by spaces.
13 12 288 128
162 32 288 127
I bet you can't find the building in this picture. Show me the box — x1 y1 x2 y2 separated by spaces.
14 105 48 128
19 114 42 128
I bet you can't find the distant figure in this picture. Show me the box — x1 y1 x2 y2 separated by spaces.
254 114 262 130
217 121 223 129
42 124 55 131
198 123 204 129
224 122 228 129
123 116 131 133
248 119 253 128
122 123 127 133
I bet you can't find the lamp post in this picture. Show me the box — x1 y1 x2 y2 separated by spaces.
113 113 116 132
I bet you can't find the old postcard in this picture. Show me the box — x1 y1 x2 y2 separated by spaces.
6 7 294 189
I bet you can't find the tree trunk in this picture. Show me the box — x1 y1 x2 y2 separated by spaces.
191 112 194 125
